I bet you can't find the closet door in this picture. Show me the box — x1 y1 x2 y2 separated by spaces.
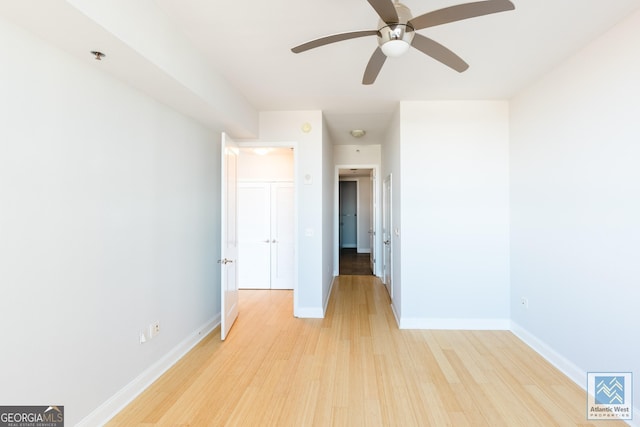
237 183 271 289
271 183 294 290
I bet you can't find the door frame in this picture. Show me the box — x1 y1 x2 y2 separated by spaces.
236 141 299 315
334 164 380 277
382 174 393 299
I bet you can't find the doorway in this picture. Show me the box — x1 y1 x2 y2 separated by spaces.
335 166 379 277
235 144 297 312
339 180 357 250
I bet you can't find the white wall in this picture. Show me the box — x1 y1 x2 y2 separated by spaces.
0 17 220 425
510 9 640 413
399 101 511 329
334 144 381 165
258 111 331 316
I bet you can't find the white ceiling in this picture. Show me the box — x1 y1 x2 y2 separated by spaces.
2 1 639 145
154 0 640 144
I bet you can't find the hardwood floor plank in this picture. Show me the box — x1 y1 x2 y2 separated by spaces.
107 278 629 426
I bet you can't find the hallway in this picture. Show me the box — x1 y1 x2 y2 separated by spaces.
108 276 619 426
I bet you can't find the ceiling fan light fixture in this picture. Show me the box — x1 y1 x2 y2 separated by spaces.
291 0 516 84
378 23 414 57
381 39 410 57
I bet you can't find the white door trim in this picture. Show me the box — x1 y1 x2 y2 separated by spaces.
334 164 381 277
236 141 299 316
382 174 393 299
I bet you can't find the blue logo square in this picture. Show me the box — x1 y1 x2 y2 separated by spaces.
595 376 625 405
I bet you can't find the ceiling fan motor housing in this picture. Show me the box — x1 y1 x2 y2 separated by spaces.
377 3 414 57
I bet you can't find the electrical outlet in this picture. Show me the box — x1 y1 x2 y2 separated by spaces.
521 297 529 309
149 320 160 338
139 331 147 344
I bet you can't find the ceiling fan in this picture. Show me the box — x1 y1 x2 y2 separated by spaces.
291 0 515 84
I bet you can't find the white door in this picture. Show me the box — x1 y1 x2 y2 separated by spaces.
382 175 392 298
237 182 294 290
220 133 239 340
238 183 271 289
271 183 294 289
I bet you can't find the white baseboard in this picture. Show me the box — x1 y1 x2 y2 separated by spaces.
77 315 220 427
356 248 371 254
510 322 585 386
323 276 336 317
295 307 324 318
390 302 400 328
511 322 638 427
399 317 510 330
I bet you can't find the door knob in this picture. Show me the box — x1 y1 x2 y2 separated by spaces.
217 258 234 264
384 240 390 245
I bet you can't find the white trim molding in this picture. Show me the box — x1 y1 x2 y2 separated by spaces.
510 322 585 387
398 317 511 330
390 302 401 328
324 276 336 317
295 307 325 319
77 315 220 427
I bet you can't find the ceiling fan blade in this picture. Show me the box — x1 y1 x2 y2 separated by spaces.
366 0 399 24
362 47 387 85
409 0 515 30
411 34 469 73
291 30 379 53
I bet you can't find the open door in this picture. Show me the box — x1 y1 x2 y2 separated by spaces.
220 132 239 340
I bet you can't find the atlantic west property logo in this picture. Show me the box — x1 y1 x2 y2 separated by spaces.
587 372 633 420
596 376 625 404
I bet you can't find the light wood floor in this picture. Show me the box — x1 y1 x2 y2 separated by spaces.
108 276 625 426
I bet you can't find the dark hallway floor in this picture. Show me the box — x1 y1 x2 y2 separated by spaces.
339 248 373 275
